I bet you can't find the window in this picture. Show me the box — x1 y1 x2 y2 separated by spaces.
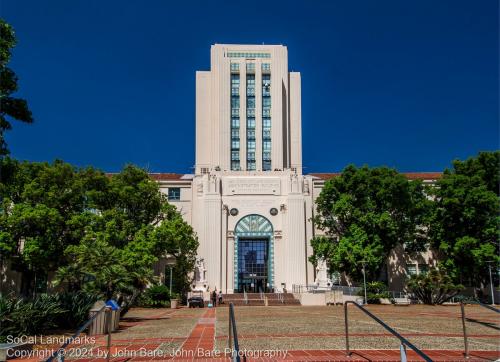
247 118 255 128
227 52 271 58
230 63 239 71
247 97 256 108
406 264 417 276
247 129 255 139
262 63 271 71
262 74 271 170
168 188 181 201
231 97 240 108
230 74 240 170
246 63 255 72
247 141 256 149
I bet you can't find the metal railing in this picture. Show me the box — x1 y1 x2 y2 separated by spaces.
344 301 432 362
460 300 499 359
228 303 243 362
292 284 414 300
46 305 112 362
277 291 284 304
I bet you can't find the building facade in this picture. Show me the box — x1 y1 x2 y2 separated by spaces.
152 44 441 294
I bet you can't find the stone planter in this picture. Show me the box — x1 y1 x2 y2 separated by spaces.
171 299 179 309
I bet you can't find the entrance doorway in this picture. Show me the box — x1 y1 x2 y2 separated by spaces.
237 238 269 293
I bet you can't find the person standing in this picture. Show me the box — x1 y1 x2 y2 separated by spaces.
211 289 217 307
218 290 223 305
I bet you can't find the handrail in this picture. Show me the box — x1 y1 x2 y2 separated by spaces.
277 291 284 304
344 301 432 362
460 300 499 358
228 303 242 362
46 305 112 362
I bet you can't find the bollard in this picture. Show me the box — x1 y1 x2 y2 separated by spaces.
460 302 469 359
105 307 112 362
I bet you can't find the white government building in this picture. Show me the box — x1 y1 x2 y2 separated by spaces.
153 44 440 295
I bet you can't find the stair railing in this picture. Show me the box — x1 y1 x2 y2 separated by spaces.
277 291 284 304
460 300 499 358
228 302 243 362
46 305 112 362
344 301 432 362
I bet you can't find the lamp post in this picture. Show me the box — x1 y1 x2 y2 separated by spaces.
165 255 177 295
360 260 368 305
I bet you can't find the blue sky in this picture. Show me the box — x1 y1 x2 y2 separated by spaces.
2 0 498 173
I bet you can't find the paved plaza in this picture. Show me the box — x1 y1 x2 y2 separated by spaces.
12 305 500 362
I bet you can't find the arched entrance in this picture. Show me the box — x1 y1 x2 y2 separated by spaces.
234 214 274 293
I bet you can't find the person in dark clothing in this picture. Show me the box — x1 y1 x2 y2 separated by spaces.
211 290 217 307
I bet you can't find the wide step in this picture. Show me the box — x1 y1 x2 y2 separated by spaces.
219 293 301 306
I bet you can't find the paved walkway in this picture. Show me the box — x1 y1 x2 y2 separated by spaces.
10 305 500 361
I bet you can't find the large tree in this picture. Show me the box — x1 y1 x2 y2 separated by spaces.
311 165 431 281
0 159 198 300
0 19 33 155
428 151 499 288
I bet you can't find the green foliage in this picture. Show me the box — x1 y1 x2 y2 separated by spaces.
0 19 33 155
136 285 171 307
428 151 500 286
53 291 100 329
0 294 66 340
357 281 391 304
0 291 98 340
1 159 198 302
312 165 431 281
406 268 464 305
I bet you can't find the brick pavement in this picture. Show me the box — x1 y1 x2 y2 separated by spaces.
9 305 500 362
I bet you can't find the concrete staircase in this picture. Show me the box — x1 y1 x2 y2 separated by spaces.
220 292 301 306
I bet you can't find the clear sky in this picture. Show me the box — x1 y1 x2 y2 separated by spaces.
2 0 498 173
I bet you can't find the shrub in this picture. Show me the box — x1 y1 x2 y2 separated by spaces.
357 281 391 304
0 291 101 341
0 294 66 340
406 268 464 305
54 291 100 329
136 285 171 307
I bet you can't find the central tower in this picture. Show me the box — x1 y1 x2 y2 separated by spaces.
192 44 312 294
195 44 302 174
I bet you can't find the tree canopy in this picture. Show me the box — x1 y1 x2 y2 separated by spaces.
428 151 499 287
311 165 431 281
0 19 33 156
0 158 198 300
